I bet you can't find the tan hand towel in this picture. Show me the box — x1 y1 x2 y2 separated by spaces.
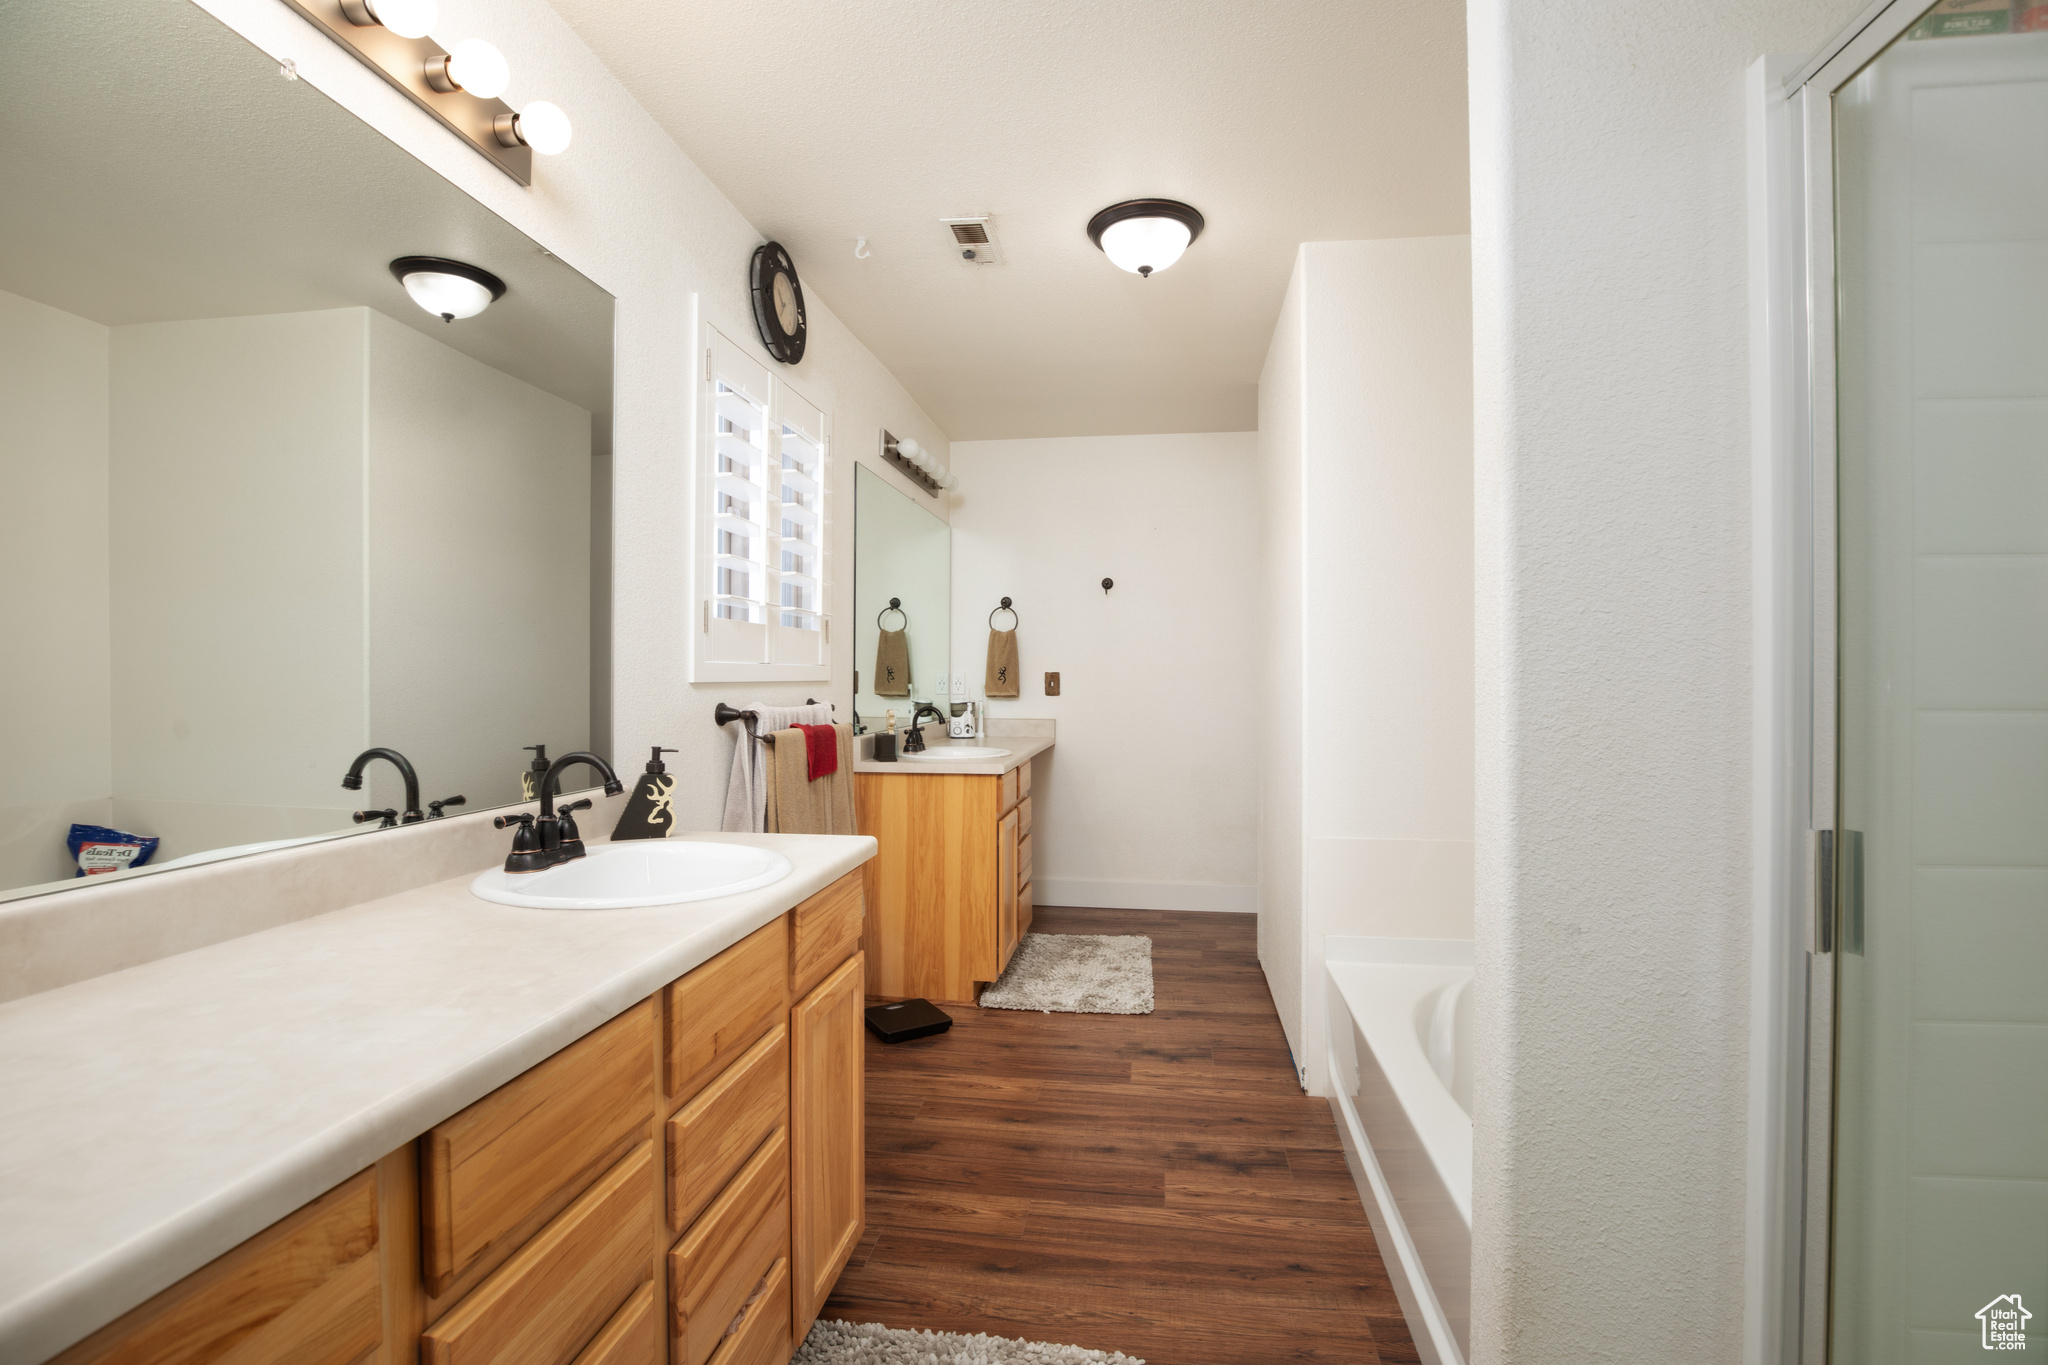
985 628 1020 697
765 724 857 835
875 630 912 696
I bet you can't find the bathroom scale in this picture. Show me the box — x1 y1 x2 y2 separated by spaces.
864 998 952 1043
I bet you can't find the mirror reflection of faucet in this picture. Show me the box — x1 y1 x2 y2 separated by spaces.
342 747 425 826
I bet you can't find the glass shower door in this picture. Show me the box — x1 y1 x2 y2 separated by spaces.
1831 16 2048 1362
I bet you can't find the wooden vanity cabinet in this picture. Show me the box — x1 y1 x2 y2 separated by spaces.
856 759 1034 1003
50 1164 389 1365
53 871 870 1365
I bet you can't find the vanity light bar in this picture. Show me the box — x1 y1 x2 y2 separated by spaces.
277 1 571 185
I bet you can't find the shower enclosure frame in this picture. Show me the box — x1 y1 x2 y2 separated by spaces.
1751 1 1950 1361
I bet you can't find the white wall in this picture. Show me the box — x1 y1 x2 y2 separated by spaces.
0 289 112 888
1257 238 1476 1093
366 309 591 815
949 433 1261 912
185 0 951 832
1466 0 1869 1360
1258 265 1307 1068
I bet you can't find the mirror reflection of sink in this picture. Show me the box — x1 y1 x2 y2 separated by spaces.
470 841 792 910
902 746 1012 763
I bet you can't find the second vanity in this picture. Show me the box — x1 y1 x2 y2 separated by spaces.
853 720 1053 1004
0 814 877 1365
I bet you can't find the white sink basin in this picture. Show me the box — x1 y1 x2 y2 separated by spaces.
901 746 1012 763
470 840 792 910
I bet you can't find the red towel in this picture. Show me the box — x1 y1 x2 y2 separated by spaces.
795 723 838 782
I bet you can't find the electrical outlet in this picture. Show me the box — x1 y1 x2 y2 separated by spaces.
1044 671 1061 696
953 673 967 695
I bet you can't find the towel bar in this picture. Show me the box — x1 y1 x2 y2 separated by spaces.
714 700 835 743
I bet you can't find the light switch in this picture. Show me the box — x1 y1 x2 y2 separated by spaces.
1044 671 1061 696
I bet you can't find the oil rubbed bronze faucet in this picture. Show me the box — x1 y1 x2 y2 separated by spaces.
341 747 425 826
902 702 946 753
493 750 623 873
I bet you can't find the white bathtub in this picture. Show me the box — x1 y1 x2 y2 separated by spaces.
1325 939 1473 1365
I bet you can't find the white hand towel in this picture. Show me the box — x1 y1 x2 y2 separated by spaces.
720 702 832 832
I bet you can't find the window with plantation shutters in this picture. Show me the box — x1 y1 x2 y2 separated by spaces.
695 326 830 681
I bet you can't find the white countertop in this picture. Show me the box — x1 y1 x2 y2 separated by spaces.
852 720 1054 777
0 830 874 1364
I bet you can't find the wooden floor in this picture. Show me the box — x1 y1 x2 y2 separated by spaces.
825 906 1418 1365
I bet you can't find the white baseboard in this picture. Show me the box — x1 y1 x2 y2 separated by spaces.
1033 878 1256 914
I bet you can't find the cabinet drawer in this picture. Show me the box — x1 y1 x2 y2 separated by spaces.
1017 832 1033 891
706 1257 791 1365
1017 759 1032 802
570 1280 659 1365
999 767 1019 814
422 1142 656 1365
669 1130 790 1365
665 917 787 1100
422 1001 654 1295
667 1024 789 1229
791 872 864 998
52 1169 380 1365
1017 794 1033 841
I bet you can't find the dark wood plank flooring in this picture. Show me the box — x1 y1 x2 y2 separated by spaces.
824 906 1418 1364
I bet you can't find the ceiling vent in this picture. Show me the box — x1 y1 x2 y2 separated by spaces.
939 216 1004 265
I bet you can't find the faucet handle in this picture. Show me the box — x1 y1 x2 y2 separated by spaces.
558 798 594 816
353 808 398 828
493 812 534 830
427 795 467 819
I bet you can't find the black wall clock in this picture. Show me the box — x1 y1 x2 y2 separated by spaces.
749 241 807 364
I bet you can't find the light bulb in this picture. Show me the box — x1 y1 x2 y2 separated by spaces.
446 39 509 98
897 438 923 460
1099 215 1192 276
366 0 435 38
401 271 493 321
515 100 572 155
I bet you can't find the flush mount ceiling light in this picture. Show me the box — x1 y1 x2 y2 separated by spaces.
1086 199 1205 277
338 0 436 39
389 257 506 322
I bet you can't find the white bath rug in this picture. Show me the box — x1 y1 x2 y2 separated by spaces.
795 1320 1144 1364
976 933 1153 1015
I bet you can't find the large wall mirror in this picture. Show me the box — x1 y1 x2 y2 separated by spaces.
853 464 950 729
0 0 614 900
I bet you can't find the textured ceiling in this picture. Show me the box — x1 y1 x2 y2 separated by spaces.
549 0 1468 439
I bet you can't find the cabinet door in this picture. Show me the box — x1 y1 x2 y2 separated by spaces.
51 1169 381 1365
790 953 864 1342
996 808 1019 975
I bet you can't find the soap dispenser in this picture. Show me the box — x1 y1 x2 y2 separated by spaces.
610 747 679 841
520 744 550 801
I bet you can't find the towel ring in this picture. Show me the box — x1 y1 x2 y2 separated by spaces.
988 597 1018 630
878 597 907 631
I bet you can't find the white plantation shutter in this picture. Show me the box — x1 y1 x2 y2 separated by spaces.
695 326 829 679
771 385 826 666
